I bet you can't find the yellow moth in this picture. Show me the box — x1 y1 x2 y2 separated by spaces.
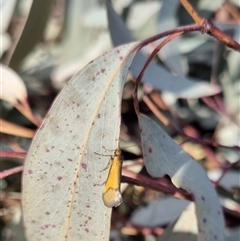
102 148 123 208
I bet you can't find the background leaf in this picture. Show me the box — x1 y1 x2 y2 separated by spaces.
7 0 54 69
158 202 198 241
138 114 225 241
107 2 221 98
1 64 41 126
156 0 183 75
1 64 27 106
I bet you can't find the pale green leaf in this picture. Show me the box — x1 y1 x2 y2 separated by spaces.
8 0 54 69
159 202 198 241
107 2 221 98
1 64 27 105
138 114 225 241
22 42 137 241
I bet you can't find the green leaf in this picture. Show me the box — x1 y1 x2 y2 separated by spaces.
138 114 225 241
107 2 221 98
22 42 137 240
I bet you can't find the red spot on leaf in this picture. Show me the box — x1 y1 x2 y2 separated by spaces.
57 176 62 180
28 169 33 174
81 163 87 171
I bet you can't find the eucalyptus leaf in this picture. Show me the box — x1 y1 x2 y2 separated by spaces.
157 0 183 75
107 2 221 98
138 114 225 241
22 43 137 241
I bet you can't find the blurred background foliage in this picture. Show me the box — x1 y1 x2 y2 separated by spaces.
0 0 240 240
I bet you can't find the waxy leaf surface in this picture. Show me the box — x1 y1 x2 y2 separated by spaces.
22 43 137 240
139 114 225 241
